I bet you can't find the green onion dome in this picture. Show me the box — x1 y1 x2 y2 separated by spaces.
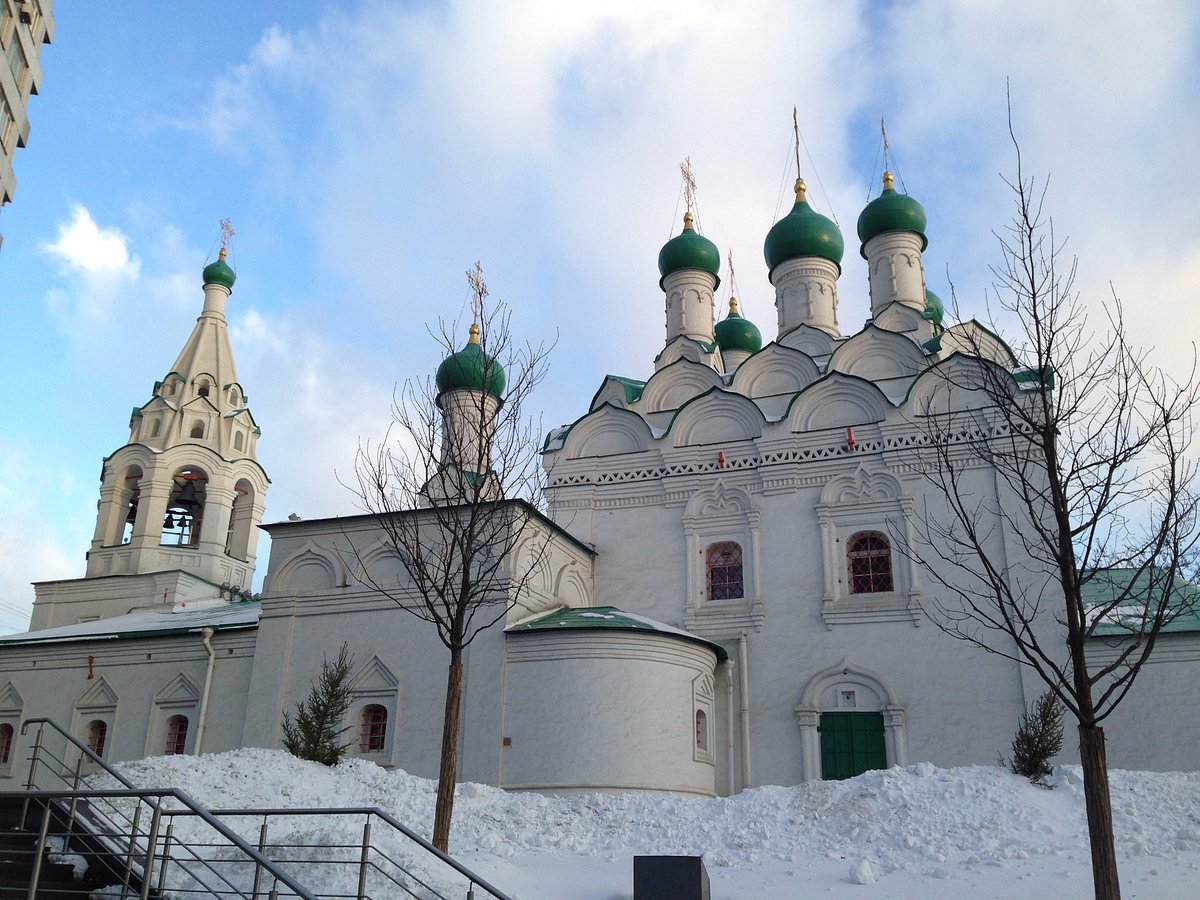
202 248 236 290
658 211 721 288
924 287 945 326
435 324 506 400
763 179 845 274
714 297 762 353
857 171 928 258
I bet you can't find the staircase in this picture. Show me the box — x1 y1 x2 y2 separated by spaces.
0 793 146 899
6 718 516 900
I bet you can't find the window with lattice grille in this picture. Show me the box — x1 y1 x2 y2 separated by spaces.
359 704 387 752
165 715 188 755
705 542 744 601
86 720 107 758
847 532 893 594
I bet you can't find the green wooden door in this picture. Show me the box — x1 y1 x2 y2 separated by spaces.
819 712 887 780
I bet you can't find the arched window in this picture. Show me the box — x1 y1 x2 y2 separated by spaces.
190 422 205 439
694 710 708 751
0 723 12 764
165 715 189 755
847 531 893 594
149 419 161 438
705 542 744 601
359 705 387 753
233 431 244 451
85 720 108 758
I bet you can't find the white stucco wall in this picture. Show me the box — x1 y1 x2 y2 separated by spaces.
502 629 719 795
1085 634 1200 772
0 626 256 785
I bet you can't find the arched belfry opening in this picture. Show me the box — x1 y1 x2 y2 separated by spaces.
121 466 142 545
224 478 255 559
161 468 207 547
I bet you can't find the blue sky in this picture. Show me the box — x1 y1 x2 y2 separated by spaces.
1 0 1198 633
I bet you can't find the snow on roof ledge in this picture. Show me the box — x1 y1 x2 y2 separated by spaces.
507 605 728 661
0 601 261 646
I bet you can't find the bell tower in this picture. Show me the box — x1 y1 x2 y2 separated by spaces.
85 229 269 591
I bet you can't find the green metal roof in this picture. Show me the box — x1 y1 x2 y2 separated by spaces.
202 255 237 290
764 180 844 272
924 287 945 326
508 605 728 661
606 375 647 403
1083 568 1200 636
436 336 506 400
856 173 928 258
658 215 721 287
714 306 763 354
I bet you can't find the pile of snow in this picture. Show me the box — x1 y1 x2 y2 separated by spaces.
93 751 1200 899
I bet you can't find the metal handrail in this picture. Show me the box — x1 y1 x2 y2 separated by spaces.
15 717 512 900
16 717 319 899
20 716 150 871
8 788 319 899
174 807 514 900
200 807 513 900
22 716 143 791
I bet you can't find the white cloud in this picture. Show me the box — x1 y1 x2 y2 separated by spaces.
42 204 138 275
229 306 399 527
40 204 143 329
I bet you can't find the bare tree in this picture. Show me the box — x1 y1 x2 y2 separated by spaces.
909 123 1200 900
349 264 553 852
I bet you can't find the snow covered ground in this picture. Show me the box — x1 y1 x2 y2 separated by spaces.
108 750 1200 899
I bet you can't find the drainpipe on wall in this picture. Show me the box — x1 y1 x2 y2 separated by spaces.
195 627 217 754
723 659 736 795
738 631 752 788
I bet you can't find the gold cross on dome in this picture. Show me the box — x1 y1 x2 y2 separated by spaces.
466 260 488 325
219 218 236 253
680 157 697 216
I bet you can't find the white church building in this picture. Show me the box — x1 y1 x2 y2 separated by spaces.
2 174 1198 796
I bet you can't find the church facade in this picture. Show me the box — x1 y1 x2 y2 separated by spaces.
2 175 1198 795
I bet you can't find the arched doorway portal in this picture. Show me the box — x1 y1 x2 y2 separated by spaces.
795 659 908 781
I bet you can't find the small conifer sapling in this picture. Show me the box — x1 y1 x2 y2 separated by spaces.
1008 690 1065 783
281 643 356 766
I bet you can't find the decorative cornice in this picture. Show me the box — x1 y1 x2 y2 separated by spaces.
547 421 1022 489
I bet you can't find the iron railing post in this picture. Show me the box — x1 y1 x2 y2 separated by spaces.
357 818 372 900
66 751 84 841
139 802 163 900
20 722 44 827
23 722 43 790
123 803 144 892
25 802 52 900
252 818 270 900
156 821 174 896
